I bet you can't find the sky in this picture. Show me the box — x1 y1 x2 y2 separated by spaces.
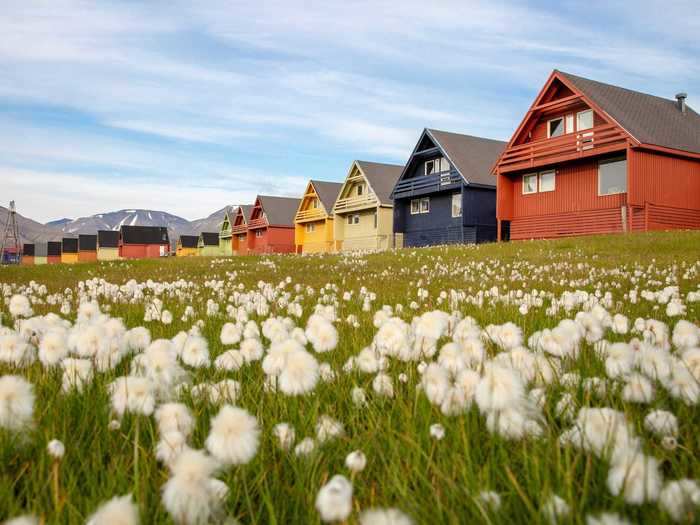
2 0 699 223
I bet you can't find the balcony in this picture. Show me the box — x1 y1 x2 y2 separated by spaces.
295 208 326 222
219 227 232 238
231 224 247 235
248 217 268 229
333 194 378 213
391 171 462 199
498 124 628 174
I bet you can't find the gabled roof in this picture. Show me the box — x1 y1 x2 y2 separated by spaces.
254 196 300 226
355 160 404 204
199 232 219 246
425 129 507 187
557 70 700 155
310 180 344 213
121 225 170 245
98 230 120 248
179 235 199 248
234 205 253 225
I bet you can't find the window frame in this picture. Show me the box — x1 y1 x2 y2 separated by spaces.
565 114 574 134
420 197 430 213
522 174 538 194
451 193 462 218
538 170 556 193
425 159 435 176
577 109 594 132
352 214 360 224
598 157 628 196
305 223 315 233
255 230 263 238
547 117 565 138
357 184 364 196
410 199 420 215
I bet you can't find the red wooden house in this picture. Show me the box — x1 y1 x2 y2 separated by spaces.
231 205 253 255
246 196 300 254
494 70 700 240
119 225 171 259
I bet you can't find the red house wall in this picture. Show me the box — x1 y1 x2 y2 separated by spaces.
119 244 169 259
248 227 295 254
47 255 61 265
78 251 97 262
527 106 607 142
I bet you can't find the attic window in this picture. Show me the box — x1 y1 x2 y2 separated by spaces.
357 184 364 196
548 117 564 138
577 109 593 131
425 158 449 176
311 198 319 209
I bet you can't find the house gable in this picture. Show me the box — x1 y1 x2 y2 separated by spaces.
295 181 329 223
333 161 379 214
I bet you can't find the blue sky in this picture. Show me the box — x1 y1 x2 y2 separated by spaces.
2 0 699 222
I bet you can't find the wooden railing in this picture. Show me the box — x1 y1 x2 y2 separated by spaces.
498 124 627 173
248 218 268 229
333 195 378 213
231 224 248 235
391 172 462 199
295 208 326 222
219 228 232 238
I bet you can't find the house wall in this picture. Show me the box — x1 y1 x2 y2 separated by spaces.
21 256 34 266
199 246 221 257
47 255 61 264
628 149 700 209
97 248 120 261
34 256 47 265
335 208 383 251
248 226 295 254
219 237 233 256
78 251 97 262
61 253 79 264
119 244 169 259
395 192 463 247
296 218 334 253
177 247 198 257
233 233 248 255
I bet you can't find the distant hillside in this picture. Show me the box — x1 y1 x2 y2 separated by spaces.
189 206 235 236
46 218 73 228
0 205 63 244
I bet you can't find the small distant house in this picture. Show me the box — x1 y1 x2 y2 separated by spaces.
247 196 300 254
231 205 253 255
61 238 79 264
119 225 170 259
391 129 506 247
294 180 344 253
494 70 700 240
34 243 47 265
21 243 34 265
218 207 235 256
47 241 62 264
97 230 120 261
197 232 220 256
78 234 97 262
177 235 199 257
332 160 404 252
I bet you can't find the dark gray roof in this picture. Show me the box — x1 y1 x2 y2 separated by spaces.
121 225 170 245
199 232 219 246
62 238 78 253
427 129 506 187
256 196 300 226
179 235 199 248
79 234 97 251
236 205 253 224
310 180 344 212
98 230 120 248
356 161 404 205
559 70 700 155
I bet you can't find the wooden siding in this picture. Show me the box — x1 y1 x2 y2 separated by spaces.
248 226 295 254
510 207 625 240
97 247 120 261
510 158 627 218
78 251 97 262
21 256 34 266
119 244 169 259
61 253 79 264
295 218 334 253
628 148 700 209
334 207 397 252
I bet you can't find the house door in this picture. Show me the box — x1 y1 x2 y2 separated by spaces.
500 220 511 242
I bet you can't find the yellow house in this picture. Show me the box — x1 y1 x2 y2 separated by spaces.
218 206 234 256
61 238 79 264
332 160 404 252
177 235 199 257
294 180 343 253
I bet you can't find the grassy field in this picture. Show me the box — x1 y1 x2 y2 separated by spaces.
1 231 699 524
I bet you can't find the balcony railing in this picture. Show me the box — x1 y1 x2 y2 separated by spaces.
498 123 628 173
248 218 268 229
231 224 248 235
219 228 232 238
295 208 326 222
333 194 378 213
391 171 462 199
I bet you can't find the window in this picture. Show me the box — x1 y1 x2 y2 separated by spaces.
410 198 430 214
357 184 364 196
577 109 593 131
373 212 378 229
255 230 263 238
565 114 574 134
420 197 430 213
539 170 555 192
598 157 627 195
311 198 319 209
451 193 462 217
425 159 435 176
305 223 315 233
425 157 449 176
523 174 538 194
347 215 353 225
548 117 564 138
353 214 360 224
238 234 246 240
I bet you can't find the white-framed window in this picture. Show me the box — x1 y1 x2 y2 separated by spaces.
420 197 430 213
410 199 420 214
425 159 435 176
523 174 538 194
305 223 315 233
565 114 574 134
547 117 564 138
577 109 593 131
357 184 364 196
598 157 627 195
352 214 360 224
451 193 462 217
425 157 449 176
347 215 353 225
539 170 556 192
255 230 263 238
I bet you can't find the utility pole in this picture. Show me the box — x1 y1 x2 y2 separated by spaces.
1 201 22 264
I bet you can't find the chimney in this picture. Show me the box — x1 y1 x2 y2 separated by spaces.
676 92 687 114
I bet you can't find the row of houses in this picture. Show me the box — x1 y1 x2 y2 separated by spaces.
204 71 700 255
19 70 700 264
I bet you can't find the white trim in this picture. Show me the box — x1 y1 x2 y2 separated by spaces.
420 197 430 213
577 109 593 131
522 173 538 194
547 116 564 138
424 159 436 176
410 199 420 215
597 157 628 196
565 114 574 134
539 170 556 192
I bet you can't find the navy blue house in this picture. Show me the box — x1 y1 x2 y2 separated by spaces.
391 129 506 247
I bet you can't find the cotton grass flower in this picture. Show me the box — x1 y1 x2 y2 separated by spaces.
475 363 524 413
316 415 344 443
345 450 367 473
0 375 34 431
86 494 139 525
658 479 700 522
38 330 69 367
372 373 394 397
478 490 501 511
205 405 260 466
429 423 445 440
47 439 65 459
180 335 210 368
156 431 190 467
644 410 678 437
273 422 296 450
155 403 194 437
3 515 39 525
359 508 413 525
315 474 353 523
9 295 32 318
109 376 155 417
278 347 320 396
61 358 93 392
586 512 633 525
607 451 663 504
294 437 316 457
541 494 570 524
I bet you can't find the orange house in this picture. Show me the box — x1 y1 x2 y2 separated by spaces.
246 196 300 254
231 205 253 255
494 70 700 240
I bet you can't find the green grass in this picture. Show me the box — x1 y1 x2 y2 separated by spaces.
1 230 699 524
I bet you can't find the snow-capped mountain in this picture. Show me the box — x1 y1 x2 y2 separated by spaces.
53 209 192 236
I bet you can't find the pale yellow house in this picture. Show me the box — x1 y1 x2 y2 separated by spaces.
294 180 343 253
332 160 404 252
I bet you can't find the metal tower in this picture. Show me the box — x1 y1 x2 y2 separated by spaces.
1 201 22 264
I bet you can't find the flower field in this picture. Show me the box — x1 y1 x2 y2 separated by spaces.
1 231 699 524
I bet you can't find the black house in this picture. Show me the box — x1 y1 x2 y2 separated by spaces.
391 129 506 247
